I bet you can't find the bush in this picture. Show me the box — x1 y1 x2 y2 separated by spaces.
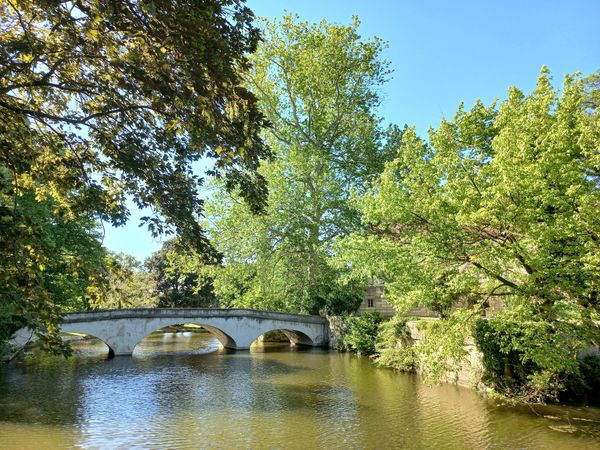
473 317 595 403
473 318 537 396
374 316 415 371
561 352 600 404
342 311 384 355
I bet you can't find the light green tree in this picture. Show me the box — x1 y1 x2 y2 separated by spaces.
203 15 399 314
338 68 600 401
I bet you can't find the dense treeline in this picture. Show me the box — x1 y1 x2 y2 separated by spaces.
1 0 598 404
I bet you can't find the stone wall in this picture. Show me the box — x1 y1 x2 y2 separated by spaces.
405 319 486 389
327 315 347 350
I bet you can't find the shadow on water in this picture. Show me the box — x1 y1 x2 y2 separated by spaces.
133 326 222 357
251 342 315 353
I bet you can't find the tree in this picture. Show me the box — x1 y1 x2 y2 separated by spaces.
1 0 269 244
95 252 157 310
145 239 217 308
338 68 600 401
0 188 107 355
203 15 398 314
582 69 600 113
0 0 269 351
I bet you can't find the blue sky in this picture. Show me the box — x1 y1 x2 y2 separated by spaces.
102 0 600 261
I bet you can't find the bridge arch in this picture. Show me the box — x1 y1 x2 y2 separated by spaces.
132 322 237 354
252 328 314 347
8 328 116 359
60 332 116 358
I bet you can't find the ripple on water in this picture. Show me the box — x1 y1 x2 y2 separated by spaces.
1 334 600 449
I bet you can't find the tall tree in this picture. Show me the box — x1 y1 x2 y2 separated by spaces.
203 15 399 314
338 69 600 400
1 0 269 351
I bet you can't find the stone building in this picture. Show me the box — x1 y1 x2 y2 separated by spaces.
357 281 439 318
357 282 395 316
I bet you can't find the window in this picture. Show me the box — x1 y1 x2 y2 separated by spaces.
367 298 374 308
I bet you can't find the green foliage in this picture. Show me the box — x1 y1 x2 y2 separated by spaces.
412 313 472 382
203 15 397 314
341 311 384 355
374 315 415 371
474 313 598 403
95 253 157 310
474 317 551 401
145 239 218 308
0 189 106 354
561 353 600 404
0 0 269 244
338 68 600 401
582 70 600 113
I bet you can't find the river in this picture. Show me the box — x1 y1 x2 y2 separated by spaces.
1 329 599 449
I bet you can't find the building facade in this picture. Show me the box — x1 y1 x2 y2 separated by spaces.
357 281 439 318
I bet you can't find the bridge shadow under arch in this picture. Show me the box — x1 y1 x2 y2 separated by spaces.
132 323 237 357
251 328 314 349
15 332 116 359
63 332 116 358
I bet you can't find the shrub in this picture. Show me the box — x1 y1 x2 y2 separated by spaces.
561 352 600 404
473 316 595 403
342 311 384 355
374 316 415 371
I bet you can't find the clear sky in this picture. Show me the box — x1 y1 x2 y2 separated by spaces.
102 0 600 261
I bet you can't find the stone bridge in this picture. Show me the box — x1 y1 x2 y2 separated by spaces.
10 308 329 357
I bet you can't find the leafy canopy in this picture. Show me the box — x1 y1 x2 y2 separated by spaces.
0 0 270 250
145 239 217 308
202 15 398 314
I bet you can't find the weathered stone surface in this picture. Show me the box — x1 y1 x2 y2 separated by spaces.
404 319 486 389
326 316 349 350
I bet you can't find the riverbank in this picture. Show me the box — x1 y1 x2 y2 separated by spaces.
328 313 600 406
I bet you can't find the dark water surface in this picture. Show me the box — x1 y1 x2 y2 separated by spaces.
1 330 599 449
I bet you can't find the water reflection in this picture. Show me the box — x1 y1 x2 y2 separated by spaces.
0 331 599 449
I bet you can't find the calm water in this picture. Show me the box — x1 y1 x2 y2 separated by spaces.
1 330 600 449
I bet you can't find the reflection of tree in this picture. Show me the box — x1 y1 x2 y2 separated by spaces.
413 380 492 449
0 353 87 425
